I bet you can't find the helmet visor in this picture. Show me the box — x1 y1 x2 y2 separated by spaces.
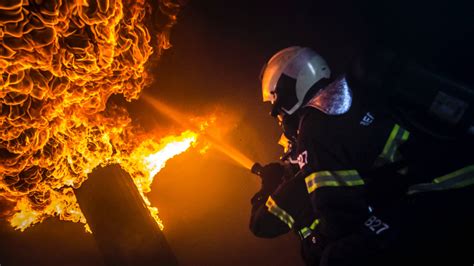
270 74 299 116
262 47 302 102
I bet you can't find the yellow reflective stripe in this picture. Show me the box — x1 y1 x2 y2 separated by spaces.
382 124 401 156
401 130 410 142
379 124 410 162
434 165 474 183
305 170 364 194
407 165 474 195
299 227 312 239
298 219 319 239
265 196 295 228
309 218 320 230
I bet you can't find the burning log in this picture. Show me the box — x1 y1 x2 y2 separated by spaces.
75 164 178 266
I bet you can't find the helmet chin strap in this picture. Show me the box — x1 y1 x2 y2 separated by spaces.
280 111 301 142
267 98 300 141
270 104 280 117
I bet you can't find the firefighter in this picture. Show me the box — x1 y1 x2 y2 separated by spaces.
249 46 474 265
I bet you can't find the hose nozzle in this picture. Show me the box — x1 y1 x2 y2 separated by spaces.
251 163 263 176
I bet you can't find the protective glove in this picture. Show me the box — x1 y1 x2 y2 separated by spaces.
259 162 285 194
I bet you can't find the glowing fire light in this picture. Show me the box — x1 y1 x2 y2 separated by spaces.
0 0 183 232
141 94 255 170
144 132 198 181
121 130 199 230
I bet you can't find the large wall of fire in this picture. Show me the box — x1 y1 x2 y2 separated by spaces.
0 0 182 232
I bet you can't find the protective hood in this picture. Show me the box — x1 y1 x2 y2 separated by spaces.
305 76 352 115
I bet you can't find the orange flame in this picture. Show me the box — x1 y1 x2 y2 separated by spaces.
0 0 183 232
123 131 198 230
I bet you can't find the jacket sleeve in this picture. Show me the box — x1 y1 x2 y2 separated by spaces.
249 188 290 238
249 168 314 238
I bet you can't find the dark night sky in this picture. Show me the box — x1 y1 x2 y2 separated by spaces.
1 0 473 265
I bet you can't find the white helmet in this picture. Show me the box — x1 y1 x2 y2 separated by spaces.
261 46 331 115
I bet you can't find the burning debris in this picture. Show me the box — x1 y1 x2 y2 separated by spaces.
0 0 186 232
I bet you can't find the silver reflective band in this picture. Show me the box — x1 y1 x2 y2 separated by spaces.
407 165 474 195
305 76 352 115
305 170 364 194
265 196 295 229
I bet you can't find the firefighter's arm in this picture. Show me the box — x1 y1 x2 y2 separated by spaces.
249 162 294 238
251 167 312 237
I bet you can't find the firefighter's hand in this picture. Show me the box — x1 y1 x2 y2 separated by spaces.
259 162 285 194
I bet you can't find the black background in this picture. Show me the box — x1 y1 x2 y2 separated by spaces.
1 0 472 265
